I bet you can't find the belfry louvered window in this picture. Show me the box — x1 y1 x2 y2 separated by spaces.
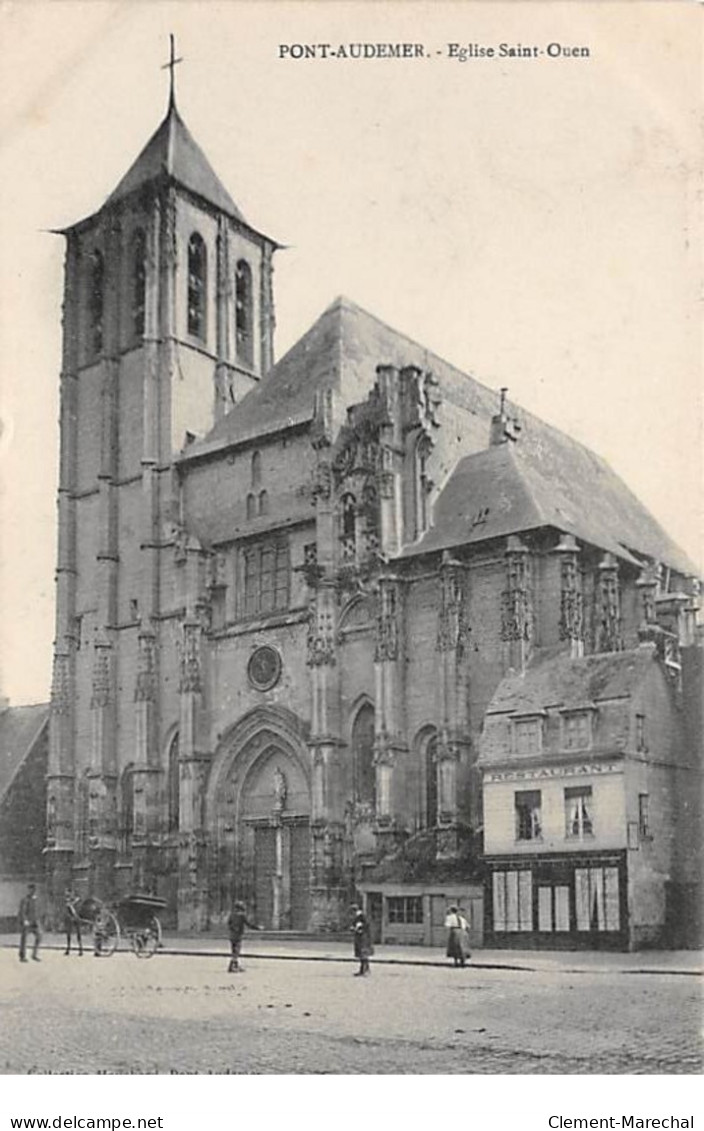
187 233 207 339
235 259 253 366
89 250 105 356
132 229 146 339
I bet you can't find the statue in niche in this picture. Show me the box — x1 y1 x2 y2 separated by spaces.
272 766 288 812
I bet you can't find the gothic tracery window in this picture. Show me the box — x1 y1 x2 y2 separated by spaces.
167 733 180 834
187 233 207 340
235 259 254 367
132 229 146 339
352 703 376 808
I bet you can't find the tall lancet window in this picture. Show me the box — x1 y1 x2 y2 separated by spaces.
167 733 180 834
187 233 207 340
89 250 105 356
235 259 253 367
352 703 376 809
132 229 146 339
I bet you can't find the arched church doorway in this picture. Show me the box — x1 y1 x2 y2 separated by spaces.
208 710 312 930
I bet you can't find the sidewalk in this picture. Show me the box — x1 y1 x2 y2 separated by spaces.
2 932 701 975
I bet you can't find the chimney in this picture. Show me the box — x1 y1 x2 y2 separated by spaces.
490 387 522 445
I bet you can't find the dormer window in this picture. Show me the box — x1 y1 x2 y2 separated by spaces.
513 716 543 757
89 250 105 356
562 710 593 751
235 259 253 367
132 229 146 339
187 233 207 340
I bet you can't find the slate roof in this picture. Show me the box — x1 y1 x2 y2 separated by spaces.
482 648 655 725
184 296 696 575
0 704 50 803
403 440 695 571
105 102 244 219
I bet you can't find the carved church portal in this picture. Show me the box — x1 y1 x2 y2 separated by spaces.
211 728 312 931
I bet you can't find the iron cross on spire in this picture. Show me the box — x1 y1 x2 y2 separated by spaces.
162 34 183 110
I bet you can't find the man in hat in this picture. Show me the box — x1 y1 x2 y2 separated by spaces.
350 904 373 976
18 883 42 963
63 888 84 956
226 899 259 972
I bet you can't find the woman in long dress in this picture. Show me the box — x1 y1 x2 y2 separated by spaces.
444 904 470 967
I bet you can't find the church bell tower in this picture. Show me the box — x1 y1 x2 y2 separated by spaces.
46 40 278 908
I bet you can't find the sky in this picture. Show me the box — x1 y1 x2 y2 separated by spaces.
0 0 701 705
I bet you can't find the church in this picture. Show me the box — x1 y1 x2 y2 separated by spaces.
45 66 702 949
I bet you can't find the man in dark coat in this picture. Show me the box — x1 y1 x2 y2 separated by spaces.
226 900 258 972
18 883 41 962
63 889 83 956
351 905 373 976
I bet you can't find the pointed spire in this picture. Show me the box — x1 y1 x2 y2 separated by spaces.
162 34 183 113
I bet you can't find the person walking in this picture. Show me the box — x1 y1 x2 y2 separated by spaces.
351 905 373 976
18 883 42 963
226 900 258 972
63 889 84 956
444 904 470 967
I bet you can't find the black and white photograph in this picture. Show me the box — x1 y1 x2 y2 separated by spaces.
0 0 701 1103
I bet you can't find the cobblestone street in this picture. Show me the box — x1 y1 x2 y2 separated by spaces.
1 944 701 1074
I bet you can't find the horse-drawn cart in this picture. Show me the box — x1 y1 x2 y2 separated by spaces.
74 893 165 958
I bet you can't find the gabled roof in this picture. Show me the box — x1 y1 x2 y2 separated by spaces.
182 296 697 575
107 102 244 219
0 703 50 803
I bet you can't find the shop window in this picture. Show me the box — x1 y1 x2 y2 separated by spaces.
565 786 593 839
492 869 533 932
515 789 541 840
638 793 650 839
514 717 542 756
167 734 179 834
562 710 592 751
352 703 375 808
537 885 571 932
387 896 423 924
132 229 146 339
88 250 105 356
241 538 289 617
235 259 253 367
574 866 620 932
187 233 207 340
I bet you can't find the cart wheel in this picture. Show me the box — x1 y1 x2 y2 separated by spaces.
94 910 119 957
132 916 160 959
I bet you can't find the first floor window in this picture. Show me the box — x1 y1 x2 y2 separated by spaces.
565 786 593 839
242 539 289 616
574 866 620 932
638 793 650 838
515 789 541 840
492 869 533 932
387 896 423 924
